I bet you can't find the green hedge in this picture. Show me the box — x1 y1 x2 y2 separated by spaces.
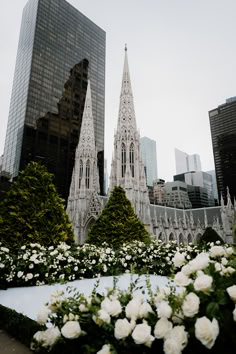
0 304 45 348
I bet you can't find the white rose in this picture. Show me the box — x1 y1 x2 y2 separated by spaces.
173 252 185 268
210 245 225 258
132 323 154 347
182 293 200 318
26 273 33 280
125 298 142 320
37 306 49 325
139 302 153 318
195 317 219 349
181 264 192 276
164 337 181 354
42 327 61 347
174 272 191 287
169 325 188 350
154 318 172 339
194 274 213 293
61 321 81 339
68 313 75 321
93 310 111 326
226 285 236 302
223 267 235 275
17 271 24 278
101 298 122 317
32 330 45 344
157 301 172 319
233 306 236 322
189 253 210 272
96 344 111 354
214 262 222 272
114 318 132 339
79 304 89 312
225 247 233 257
221 257 228 266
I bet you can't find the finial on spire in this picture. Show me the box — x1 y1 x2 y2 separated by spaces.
125 43 127 51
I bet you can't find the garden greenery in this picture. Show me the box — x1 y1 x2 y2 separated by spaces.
0 162 74 248
87 186 151 248
30 243 236 354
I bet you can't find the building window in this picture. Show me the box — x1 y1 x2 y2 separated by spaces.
129 143 134 177
79 160 83 188
86 160 90 188
121 143 126 177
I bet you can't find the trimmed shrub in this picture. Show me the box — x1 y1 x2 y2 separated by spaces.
199 227 224 244
87 186 150 248
0 162 74 248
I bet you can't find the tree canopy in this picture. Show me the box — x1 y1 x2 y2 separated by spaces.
87 186 150 248
0 162 74 248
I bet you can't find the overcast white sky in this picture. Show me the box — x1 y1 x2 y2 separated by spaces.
1 0 236 182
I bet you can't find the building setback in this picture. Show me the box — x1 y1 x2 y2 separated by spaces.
175 148 202 175
209 97 236 202
2 0 106 201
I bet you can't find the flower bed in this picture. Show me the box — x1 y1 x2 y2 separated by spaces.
0 239 202 288
30 244 236 354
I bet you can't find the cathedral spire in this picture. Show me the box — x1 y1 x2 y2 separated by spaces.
117 46 137 131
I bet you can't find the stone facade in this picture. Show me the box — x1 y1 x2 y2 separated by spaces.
67 50 235 244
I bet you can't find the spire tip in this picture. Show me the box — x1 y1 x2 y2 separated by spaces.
125 43 127 51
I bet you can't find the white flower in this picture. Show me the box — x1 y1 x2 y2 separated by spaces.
32 330 45 345
139 302 154 318
214 262 222 272
42 327 61 347
225 247 233 257
154 318 172 339
181 264 192 276
101 297 122 317
167 325 188 351
37 306 49 325
182 293 200 318
61 321 81 339
173 252 185 268
114 318 132 339
0 263 4 268
189 252 210 272
63 314 68 323
226 285 236 302
195 317 219 349
233 306 236 322
93 310 111 326
194 274 213 293
210 245 225 258
26 273 33 280
79 304 89 312
125 297 142 320
221 257 228 266
97 344 111 354
223 266 235 275
1 247 9 253
163 337 182 354
17 271 24 278
132 322 154 347
157 301 172 318
174 272 191 287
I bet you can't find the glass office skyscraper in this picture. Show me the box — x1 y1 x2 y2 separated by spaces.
140 137 158 187
209 97 236 202
3 0 105 200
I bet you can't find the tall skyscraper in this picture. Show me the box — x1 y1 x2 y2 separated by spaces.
209 97 236 202
2 0 105 201
175 148 202 175
140 137 158 187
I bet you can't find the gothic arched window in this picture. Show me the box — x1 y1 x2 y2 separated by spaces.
129 143 134 177
79 160 83 188
121 143 126 177
85 160 90 189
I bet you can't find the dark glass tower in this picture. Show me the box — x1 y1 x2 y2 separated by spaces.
209 97 236 202
3 0 105 200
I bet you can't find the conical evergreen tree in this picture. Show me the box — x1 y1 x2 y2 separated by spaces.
0 162 74 248
199 227 224 244
87 186 150 248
